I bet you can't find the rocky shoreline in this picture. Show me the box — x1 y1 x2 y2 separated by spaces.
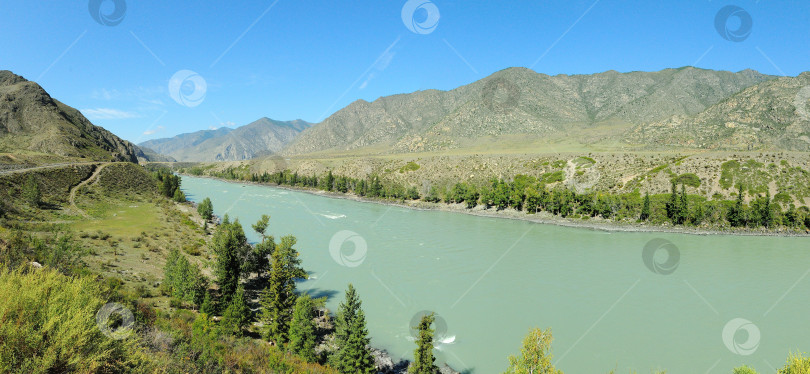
183 174 810 238
370 346 460 374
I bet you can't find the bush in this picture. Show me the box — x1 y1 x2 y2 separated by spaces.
0 268 145 373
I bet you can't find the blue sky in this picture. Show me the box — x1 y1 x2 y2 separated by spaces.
1 0 808 143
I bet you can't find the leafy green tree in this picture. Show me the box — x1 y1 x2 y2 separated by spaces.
212 220 248 304
288 294 317 363
640 192 651 221
330 284 376 374
504 328 562 374
777 353 810 373
409 313 438 374
22 175 40 207
245 214 275 278
172 188 186 202
733 366 758 374
220 286 251 336
759 191 774 228
425 186 441 203
260 235 307 344
197 197 214 221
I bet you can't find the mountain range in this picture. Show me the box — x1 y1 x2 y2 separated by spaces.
139 118 310 162
283 66 787 155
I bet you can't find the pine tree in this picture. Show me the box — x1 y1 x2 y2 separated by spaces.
728 184 746 227
760 190 774 228
288 294 317 362
409 313 438 374
504 328 562 374
330 284 376 374
666 180 677 221
220 286 251 336
676 184 688 225
22 175 41 207
200 291 216 315
640 192 651 221
260 235 307 344
212 220 248 305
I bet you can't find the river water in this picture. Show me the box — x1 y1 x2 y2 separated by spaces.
181 176 809 373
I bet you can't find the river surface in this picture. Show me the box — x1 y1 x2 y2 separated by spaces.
181 176 810 373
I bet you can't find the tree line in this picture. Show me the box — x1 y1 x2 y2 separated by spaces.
200 167 810 232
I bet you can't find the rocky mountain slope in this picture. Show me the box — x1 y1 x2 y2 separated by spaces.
283 67 774 155
0 70 144 162
140 117 310 162
627 73 810 151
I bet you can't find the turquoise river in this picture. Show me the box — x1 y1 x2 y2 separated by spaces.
181 176 810 373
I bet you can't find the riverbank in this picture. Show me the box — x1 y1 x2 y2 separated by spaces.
181 174 810 237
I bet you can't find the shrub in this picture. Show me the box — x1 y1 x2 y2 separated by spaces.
0 268 144 373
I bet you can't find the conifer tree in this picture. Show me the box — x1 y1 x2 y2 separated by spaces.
640 192 651 221
330 284 376 374
260 235 307 344
409 313 438 374
220 286 250 336
288 294 317 362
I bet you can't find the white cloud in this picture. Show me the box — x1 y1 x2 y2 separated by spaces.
221 121 236 127
80 108 140 120
143 126 165 136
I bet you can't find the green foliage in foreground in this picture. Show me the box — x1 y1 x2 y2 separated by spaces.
197 197 214 221
504 328 562 374
330 284 376 374
261 235 307 344
0 268 144 373
288 294 318 363
163 248 207 307
409 313 438 374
